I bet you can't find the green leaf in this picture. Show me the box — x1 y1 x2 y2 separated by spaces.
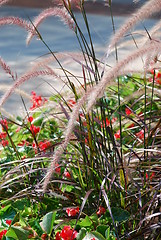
111 207 130 222
40 211 56 235
0 205 16 220
32 116 43 126
79 216 92 227
12 199 29 211
96 225 109 238
6 226 29 240
76 228 86 240
83 231 106 240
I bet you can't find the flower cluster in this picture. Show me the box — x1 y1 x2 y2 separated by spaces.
30 91 47 110
0 120 9 147
55 226 77 240
149 70 161 85
0 119 8 130
0 230 7 240
0 219 12 240
32 140 51 153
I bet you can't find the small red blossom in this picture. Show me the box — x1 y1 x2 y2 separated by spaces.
127 123 135 129
0 229 7 240
101 118 110 128
28 116 34 123
38 140 51 152
30 91 47 110
91 238 96 240
18 140 29 147
112 117 117 123
55 163 61 173
41 233 48 240
149 71 161 85
60 226 77 240
0 119 8 130
156 78 161 84
0 132 7 139
68 99 76 108
146 172 155 181
136 129 144 140
114 130 120 139
64 171 71 179
1 139 9 147
30 124 40 135
125 107 132 115
55 232 61 240
66 207 79 217
6 219 12 225
96 206 106 216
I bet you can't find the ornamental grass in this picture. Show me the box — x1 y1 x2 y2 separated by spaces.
0 0 161 239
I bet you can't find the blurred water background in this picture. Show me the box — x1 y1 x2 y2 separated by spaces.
0 1 157 115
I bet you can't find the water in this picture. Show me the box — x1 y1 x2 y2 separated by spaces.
0 5 157 116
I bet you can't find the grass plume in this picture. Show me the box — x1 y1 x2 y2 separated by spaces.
26 7 75 45
108 0 161 55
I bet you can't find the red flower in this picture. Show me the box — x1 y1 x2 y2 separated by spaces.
136 129 144 140
60 226 77 240
127 123 135 129
68 99 76 108
96 206 106 216
55 163 61 173
0 229 7 240
156 78 161 84
125 107 132 115
149 71 161 85
0 132 7 139
91 238 96 240
112 117 117 123
55 232 61 240
30 91 47 110
18 140 29 147
41 233 48 240
114 130 120 139
66 207 79 217
64 171 71 179
28 116 33 123
30 124 40 135
101 118 110 128
6 219 12 225
38 140 51 152
0 119 8 130
146 172 155 181
1 139 9 147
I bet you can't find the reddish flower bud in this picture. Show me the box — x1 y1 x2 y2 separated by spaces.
64 171 71 179
30 124 40 135
96 206 106 216
136 129 144 140
125 107 132 115
6 219 12 225
60 226 77 240
66 207 79 217
114 130 120 139
0 229 7 240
